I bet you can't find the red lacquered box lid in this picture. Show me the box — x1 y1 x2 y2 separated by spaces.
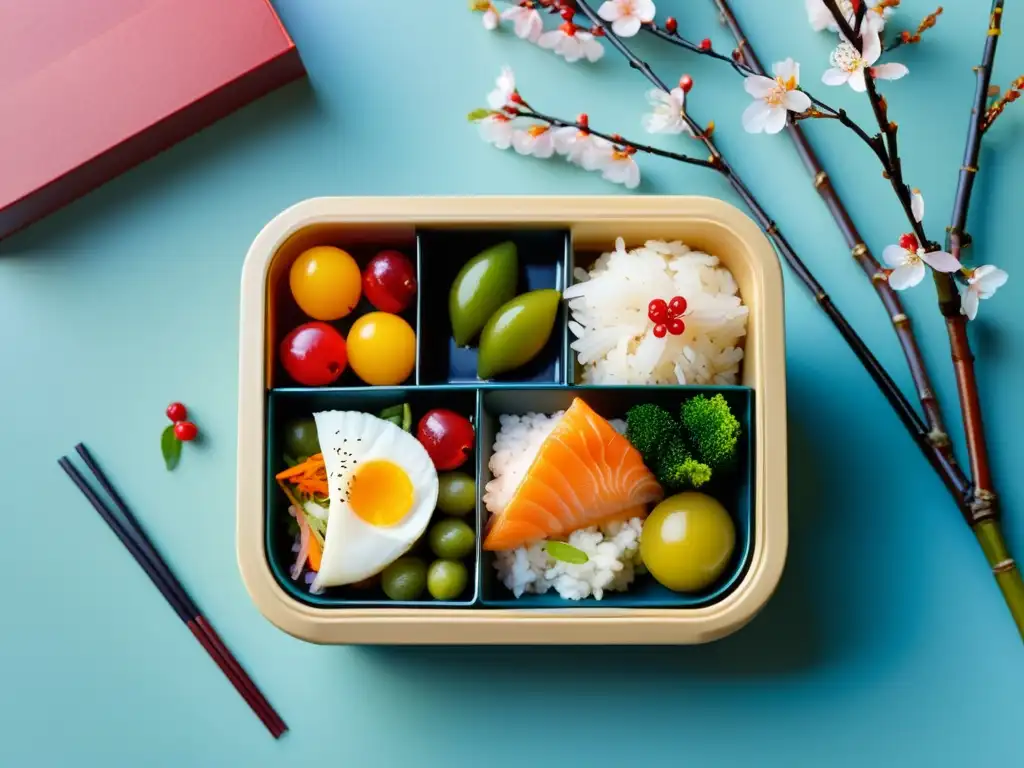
0 0 302 235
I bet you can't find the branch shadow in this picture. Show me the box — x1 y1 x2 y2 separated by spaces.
0 77 321 257
348 383 840 683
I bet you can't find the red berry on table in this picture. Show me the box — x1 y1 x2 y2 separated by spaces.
667 318 685 336
648 298 668 323
362 250 417 313
174 421 198 442
668 295 687 316
166 402 187 423
652 324 667 339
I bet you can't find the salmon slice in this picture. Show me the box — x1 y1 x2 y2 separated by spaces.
483 398 664 551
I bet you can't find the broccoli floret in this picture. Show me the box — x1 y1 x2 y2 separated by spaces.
653 436 712 492
680 394 741 472
625 403 678 461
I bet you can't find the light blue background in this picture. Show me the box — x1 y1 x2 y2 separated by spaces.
2 1 1022 765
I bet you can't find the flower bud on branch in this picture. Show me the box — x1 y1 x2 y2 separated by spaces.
982 75 1024 132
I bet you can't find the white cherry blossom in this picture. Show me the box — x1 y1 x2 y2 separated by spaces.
538 25 605 62
501 3 544 42
961 265 1008 320
642 87 692 135
822 31 907 92
481 1 500 30
597 0 656 38
805 0 891 33
513 125 556 158
911 188 924 222
552 126 594 164
882 233 961 290
742 59 812 134
487 66 517 111
478 114 515 149
582 137 640 188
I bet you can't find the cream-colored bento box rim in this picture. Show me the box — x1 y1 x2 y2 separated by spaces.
237 195 788 645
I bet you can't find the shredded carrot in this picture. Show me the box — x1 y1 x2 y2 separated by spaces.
275 454 328 497
307 533 322 572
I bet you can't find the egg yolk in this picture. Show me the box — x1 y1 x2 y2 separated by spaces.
348 459 414 526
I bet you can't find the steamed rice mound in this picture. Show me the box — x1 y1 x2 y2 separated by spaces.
564 237 749 385
483 412 645 601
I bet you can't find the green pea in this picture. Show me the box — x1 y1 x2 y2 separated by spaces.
477 289 561 379
428 518 476 559
449 241 518 346
437 472 476 516
381 556 427 601
427 559 469 601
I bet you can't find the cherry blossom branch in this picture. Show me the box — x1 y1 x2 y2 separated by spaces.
944 0 1004 520
514 105 719 168
711 0 963 483
820 0 1022 635
639 18 888 163
565 0 968 500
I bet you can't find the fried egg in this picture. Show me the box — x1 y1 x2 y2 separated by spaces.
311 410 438 591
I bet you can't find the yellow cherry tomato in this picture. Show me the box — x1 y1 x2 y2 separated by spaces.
640 492 736 593
347 312 416 386
289 246 362 321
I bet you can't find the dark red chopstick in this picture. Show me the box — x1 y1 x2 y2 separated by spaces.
59 445 287 739
69 444 287 737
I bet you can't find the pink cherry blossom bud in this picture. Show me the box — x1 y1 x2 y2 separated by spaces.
665 17 678 33
700 38 712 51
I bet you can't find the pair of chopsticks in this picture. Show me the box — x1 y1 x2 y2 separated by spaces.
59 443 288 739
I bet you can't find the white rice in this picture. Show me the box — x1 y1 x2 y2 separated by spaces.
483 411 646 600
563 237 749 385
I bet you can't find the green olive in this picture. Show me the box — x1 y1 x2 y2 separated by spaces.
282 418 320 460
428 518 476 559
640 492 736 593
427 559 469 600
437 472 476 516
381 556 427 601
449 241 518 346
477 289 561 379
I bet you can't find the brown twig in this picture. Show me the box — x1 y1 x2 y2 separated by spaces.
885 6 945 52
709 0 964 490
982 76 1024 132
945 0 1004 521
568 0 966 500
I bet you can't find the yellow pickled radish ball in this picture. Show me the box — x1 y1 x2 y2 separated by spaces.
289 245 362 320
347 312 416 386
640 492 736 593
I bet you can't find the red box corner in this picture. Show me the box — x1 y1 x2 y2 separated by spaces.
0 0 306 240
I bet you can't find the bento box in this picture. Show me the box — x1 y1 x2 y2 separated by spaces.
236 196 787 645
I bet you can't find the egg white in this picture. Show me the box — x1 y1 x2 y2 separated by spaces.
311 410 438 591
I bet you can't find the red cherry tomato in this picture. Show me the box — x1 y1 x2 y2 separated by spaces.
166 402 187 422
416 409 475 470
280 322 348 386
362 250 417 314
174 421 198 441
